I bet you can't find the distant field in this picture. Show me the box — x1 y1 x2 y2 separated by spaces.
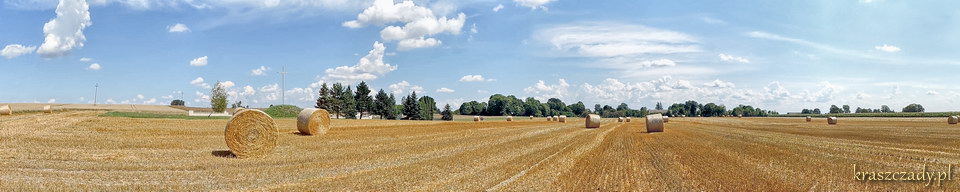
774 112 960 118
2 112 959 190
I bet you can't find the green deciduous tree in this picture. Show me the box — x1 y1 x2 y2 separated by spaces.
419 95 436 120
211 81 228 113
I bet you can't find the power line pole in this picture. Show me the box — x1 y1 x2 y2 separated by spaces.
279 66 288 105
94 83 99 106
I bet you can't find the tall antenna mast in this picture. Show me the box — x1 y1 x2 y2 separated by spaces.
279 66 288 105
94 83 99 106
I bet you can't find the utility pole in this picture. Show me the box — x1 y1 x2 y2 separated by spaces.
94 83 99 106
279 66 288 105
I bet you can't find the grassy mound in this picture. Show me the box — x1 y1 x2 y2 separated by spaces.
263 105 303 118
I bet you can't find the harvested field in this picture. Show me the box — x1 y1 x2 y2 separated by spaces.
2 112 960 190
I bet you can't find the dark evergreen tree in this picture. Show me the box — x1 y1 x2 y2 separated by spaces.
441 104 454 121
402 91 422 120
354 81 373 119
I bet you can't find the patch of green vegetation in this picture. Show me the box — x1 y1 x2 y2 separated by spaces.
773 112 960 118
263 105 303 118
99 111 230 120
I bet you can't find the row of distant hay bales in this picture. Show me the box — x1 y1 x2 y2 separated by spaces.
0 105 55 115
224 108 331 158
584 114 666 133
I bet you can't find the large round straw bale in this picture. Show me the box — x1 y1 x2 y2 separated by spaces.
949 116 959 124
480 116 485 121
474 116 481 122
546 116 553 121
43 105 52 113
585 114 601 128
0 105 11 115
738 114 743 118
626 117 631 122
559 115 567 123
806 116 812 122
646 114 665 133
827 117 838 125
234 107 246 114
506 116 514 121
297 108 331 136
618 117 624 122
662 116 669 123
224 109 279 158
529 116 534 119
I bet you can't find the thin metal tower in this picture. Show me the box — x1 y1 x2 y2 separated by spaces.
94 83 99 106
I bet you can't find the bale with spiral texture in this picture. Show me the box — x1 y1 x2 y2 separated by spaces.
297 108 331 135
474 116 481 122
949 116 958 124
626 117 631 122
43 105 52 113
547 116 553 121
618 117 624 122
828 117 838 125
0 105 11 115
559 115 567 123
646 114 665 133
585 114 601 128
224 109 279 158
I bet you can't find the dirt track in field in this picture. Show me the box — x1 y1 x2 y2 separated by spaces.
2 112 960 191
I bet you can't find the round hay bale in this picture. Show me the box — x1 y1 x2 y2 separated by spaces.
626 117 631 122
827 117 838 125
737 114 743 118
529 116 534 119
646 114 665 133
473 116 481 122
296 108 331 136
43 105 52 113
805 116 812 122
617 117 624 122
681 115 686 118
0 105 11 115
585 114 601 128
480 116 485 121
949 116 959 124
559 115 567 123
506 116 514 121
662 116 669 123
546 116 552 121
224 109 279 158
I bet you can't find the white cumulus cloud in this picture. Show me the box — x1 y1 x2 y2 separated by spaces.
87 63 101 70
37 0 92 58
190 77 211 89
389 80 424 94
1 44 37 59
322 41 397 83
190 56 208 66
459 75 495 82
343 0 465 50
168 23 191 32
492 4 504 12
524 79 570 100
250 66 270 76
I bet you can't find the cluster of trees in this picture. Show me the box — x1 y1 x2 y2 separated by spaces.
170 99 185 106
458 95 589 117
801 104 922 114
594 103 647 118
315 81 449 121
663 101 775 117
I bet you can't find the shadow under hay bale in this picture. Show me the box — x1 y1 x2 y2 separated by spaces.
211 150 234 158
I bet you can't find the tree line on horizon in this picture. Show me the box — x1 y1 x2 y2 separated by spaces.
798 103 925 114
313 81 454 121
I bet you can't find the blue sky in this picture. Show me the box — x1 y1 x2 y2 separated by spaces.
2 0 959 112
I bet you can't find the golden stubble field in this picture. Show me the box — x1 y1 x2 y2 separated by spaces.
2 111 960 191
